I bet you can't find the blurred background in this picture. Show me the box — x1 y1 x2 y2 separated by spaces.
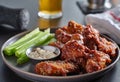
0 0 120 82
0 0 119 30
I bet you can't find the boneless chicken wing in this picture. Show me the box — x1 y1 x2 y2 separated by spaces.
67 20 83 34
61 40 87 60
85 50 111 73
55 29 72 44
35 61 78 76
97 37 117 57
83 24 117 57
55 20 83 44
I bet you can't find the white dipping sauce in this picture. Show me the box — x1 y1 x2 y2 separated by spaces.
29 47 57 59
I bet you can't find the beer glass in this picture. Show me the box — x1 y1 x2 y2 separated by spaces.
38 0 62 19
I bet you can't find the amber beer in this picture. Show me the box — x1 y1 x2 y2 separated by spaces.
38 0 62 19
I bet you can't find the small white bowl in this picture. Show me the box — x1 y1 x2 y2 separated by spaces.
26 45 60 61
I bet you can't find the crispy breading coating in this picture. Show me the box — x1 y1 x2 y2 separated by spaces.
85 50 111 73
35 61 78 76
83 24 117 57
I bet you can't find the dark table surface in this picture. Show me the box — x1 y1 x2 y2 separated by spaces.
0 0 120 82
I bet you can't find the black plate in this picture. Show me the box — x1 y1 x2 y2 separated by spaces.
1 29 120 82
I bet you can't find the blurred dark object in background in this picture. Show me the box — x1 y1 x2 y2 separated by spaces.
0 5 29 31
77 0 112 14
87 0 111 9
0 25 26 34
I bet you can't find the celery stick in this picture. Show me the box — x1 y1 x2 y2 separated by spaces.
14 29 50 54
14 28 50 53
42 36 56 45
17 53 29 64
13 32 44 53
15 29 51 58
4 28 40 56
9 28 40 46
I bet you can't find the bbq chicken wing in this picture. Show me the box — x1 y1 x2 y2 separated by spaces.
85 50 111 73
61 40 87 61
35 61 78 76
83 24 117 57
